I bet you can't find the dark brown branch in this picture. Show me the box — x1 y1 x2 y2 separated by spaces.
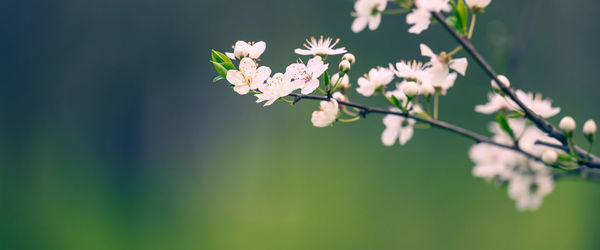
431 11 567 144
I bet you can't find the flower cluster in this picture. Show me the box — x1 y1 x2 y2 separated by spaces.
210 0 600 212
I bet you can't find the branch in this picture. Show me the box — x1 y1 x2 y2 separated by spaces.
431 11 567 145
289 93 599 181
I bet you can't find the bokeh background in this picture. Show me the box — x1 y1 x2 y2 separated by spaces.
3 0 600 249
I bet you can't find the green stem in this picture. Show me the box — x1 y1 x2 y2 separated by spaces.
337 116 361 123
467 13 476 39
381 8 410 15
433 93 440 120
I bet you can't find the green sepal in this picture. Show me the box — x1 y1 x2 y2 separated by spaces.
211 61 229 78
220 61 236 71
496 112 515 138
390 95 403 110
446 16 460 31
558 153 574 162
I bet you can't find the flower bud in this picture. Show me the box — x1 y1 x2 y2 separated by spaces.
339 60 351 73
342 53 356 64
559 116 576 132
583 119 597 136
331 73 350 88
491 75 510 91
542 150 558 164
402 82 419 98
419 82 435 96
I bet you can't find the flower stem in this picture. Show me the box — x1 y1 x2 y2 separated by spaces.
381 8 410 15
447 46 462 57
337 116 361 123
433 93 440 120
467 13 477 39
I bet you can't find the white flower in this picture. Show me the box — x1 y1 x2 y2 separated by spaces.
331 73 350 89
515 90 560 118
420 82 435 96
342 53 356 64
491 75 510 90
421 44 468 76
518 125 562 156
465 0 491 9
295 36 347 56
406 0 451 34
402 81 420 97
559 116 576 132
311 99 339 127
226 58 271 95
255 73 296 106
584 119 597 135
339 60 351 72
475 93 517 114
351 0 387 33
391 60 428 82
385 82 408 104
286 57 328 94
381 106 422 146
356 67 395 96
226 41 266 60
508 173 554 211
469 143 519 181
542 150 558 164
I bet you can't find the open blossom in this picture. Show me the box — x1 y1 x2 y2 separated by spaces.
406 0 451 34
475 93 517 114
508 172 554 211
381 106 422 146
356 67 395 96
255 73 297 106
515 90 561 118
391 60 428 82
421 44 468 76
351 0 387 33
226 41 266 60
226 58 271 95
295 36 347 56
286 57 328 94
466 0 492 9
311 99 339 127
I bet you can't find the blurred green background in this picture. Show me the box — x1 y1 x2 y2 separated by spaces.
2 0 600 249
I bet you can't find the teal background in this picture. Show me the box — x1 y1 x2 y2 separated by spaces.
2 0 600 249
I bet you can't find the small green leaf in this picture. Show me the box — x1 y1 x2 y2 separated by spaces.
390 95 402 109
213 75 224 83
323 71 331 88
211 50 232 65
508 112 524 118
496 113 514 138
456 0 469 34
446 16 459 30
211 61 229 78
220 61 236 71
558 153 573 162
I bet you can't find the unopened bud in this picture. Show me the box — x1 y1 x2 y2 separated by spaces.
583 119 597 136
542 150 558 164
331 73 350 88
419 82 435 96
339 60 351 73
342 53 356 64
559 116 576 132
402 82 419 98
491 75 510 91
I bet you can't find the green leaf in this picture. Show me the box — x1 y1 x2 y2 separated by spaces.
210 61 229 78
213 75 224 83
211 50 232 65
220 61 236 71
323 71 331 88
445 16 459 31
390 95 403 109
558 153 573 162
456 0 469 34
496 113 514 138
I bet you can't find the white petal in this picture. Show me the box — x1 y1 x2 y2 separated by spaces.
351 17 368 33
233 85 250 95
249 41 266 59
301 79 320 94
420 44 436 58
450 58 468 76
398 126 414 145
226 70 243 85
368 14 382 31
225 52 236 60
381 128 398 146
294 49 313 55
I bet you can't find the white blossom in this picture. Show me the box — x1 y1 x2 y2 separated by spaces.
331 73 350 89
352 0 387 33
584 119 597 135
342 53 356 64
508 173 554 211
295 36 347 56
559 116 576 132
226 58 271 95
475 93 517 114
339 60 351 72
381 106 422 146
465 0 492 9
421 44 468 76
469 143 518 181
391 60 428 82
402 81 420 97
255 73 296 106
491 75 510 90
311 99 339 127
515 90 561 118
356 67 395 96
226 41 266 60
419 82 435 96
286 57 328 94
406 0 451 34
